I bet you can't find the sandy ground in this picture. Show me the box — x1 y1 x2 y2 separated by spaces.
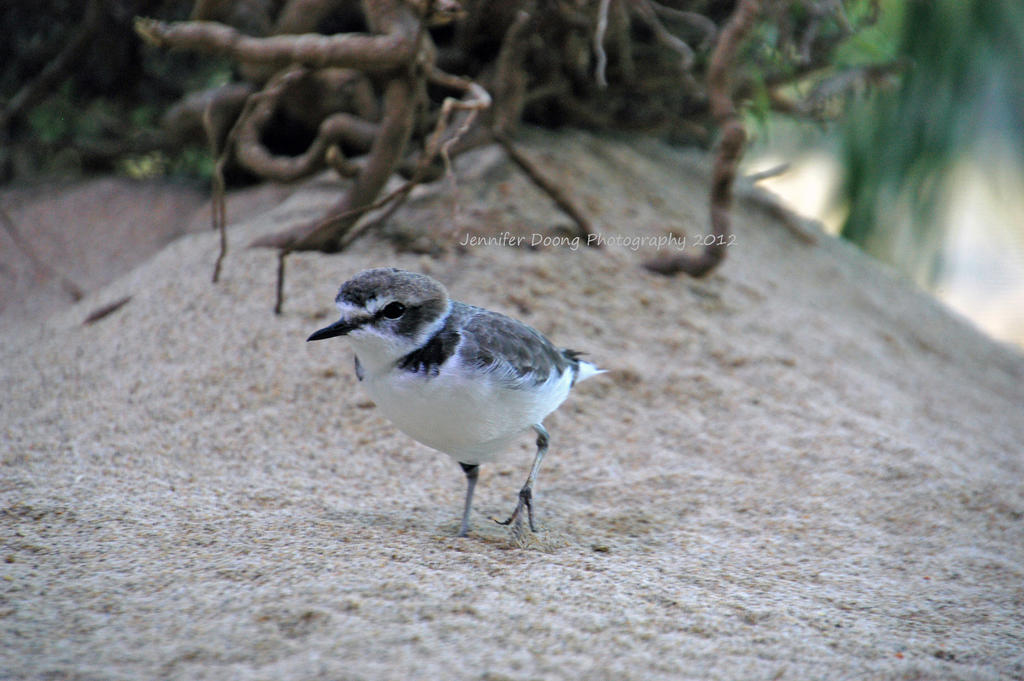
2 129 1023 680
0 177 291 327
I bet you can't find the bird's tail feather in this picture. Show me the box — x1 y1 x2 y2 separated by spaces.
574 360 606 383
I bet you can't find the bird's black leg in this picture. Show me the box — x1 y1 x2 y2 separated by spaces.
496 424 549 533
458 462 479 537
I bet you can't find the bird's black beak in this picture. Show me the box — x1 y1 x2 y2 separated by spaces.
307 317 358 342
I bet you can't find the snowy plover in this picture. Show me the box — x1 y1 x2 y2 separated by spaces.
307 268 603 536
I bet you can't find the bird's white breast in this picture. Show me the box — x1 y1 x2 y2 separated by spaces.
361 356 574 464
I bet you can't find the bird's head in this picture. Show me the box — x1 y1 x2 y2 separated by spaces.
307 268 451 372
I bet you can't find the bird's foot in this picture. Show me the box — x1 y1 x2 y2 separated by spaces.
494 486 535 534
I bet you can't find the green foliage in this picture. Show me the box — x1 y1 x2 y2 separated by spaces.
129 103 161 130
118 148 214 181
26 82 75 144
171 147 216 179
3 0 224 183
838 0 1024 284
742 0 898 147
26 84 123 149
834 0 903 66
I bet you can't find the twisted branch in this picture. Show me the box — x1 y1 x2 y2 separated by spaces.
644 0 762 277
252 74 420 251
135 13 417 72
494 132 594 241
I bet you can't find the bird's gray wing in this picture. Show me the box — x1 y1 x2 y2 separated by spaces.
456 303 577 386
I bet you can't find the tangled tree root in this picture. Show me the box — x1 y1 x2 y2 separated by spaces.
129 0 872 296
643 0 760 277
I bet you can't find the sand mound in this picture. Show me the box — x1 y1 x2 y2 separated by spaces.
2 129 1022 680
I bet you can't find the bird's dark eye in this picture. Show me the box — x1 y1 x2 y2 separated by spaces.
381 302 406 319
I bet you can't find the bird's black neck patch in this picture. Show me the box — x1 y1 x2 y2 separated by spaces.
397 313 460 377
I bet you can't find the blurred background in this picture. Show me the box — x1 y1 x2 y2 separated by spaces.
2 0 1022 348
745 0 1024 348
